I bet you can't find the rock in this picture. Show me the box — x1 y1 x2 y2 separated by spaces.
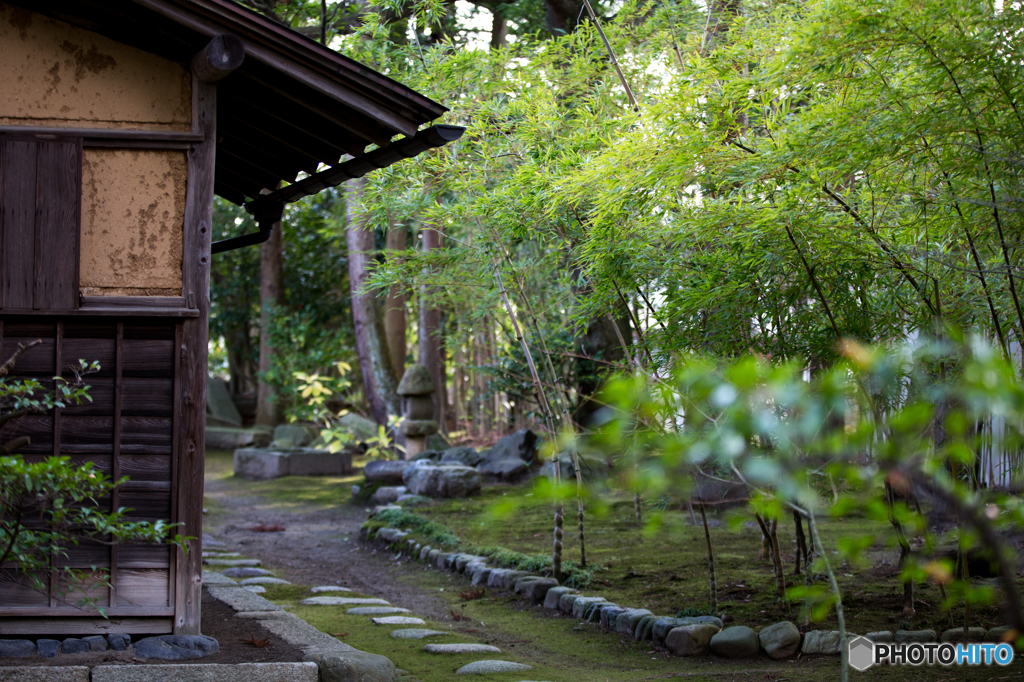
410 449 443 462
477 456 529 481
986 626 1016 643
347 607 410 615
401 420 439 437
234 446 353 480
37 639 60 657
710 626 759 658
866 631 893 643
134 635 219 660
455 661 533 674
206 425 256 450
518 578 559 604
894 629 937 644
540 453 610 483
426 433 451 451
242 577 291 586
759 621 801 659
371 486 407 505
0 639 36 657
419 546 433 561
615 609 653 637
272 424 312 448
471 566 492 586
300 597 390 606
501 571 533 590
311 585 352 593
373 616 426 625
423 643 502 654
434 553 450 570
634 615 660 642
338 412 379 442
207 377 242 427
222 567 273 578
351 484 361 496
107 634 130 652
84 635 108 652
441 446 486 468
60 638 90 654
243 585 267 593
652 617 723 646
940 627 986 643
203 558 261 567
599 605 626 629
480 429 538 466
571 597 606 619
666 624 720 656
390 629 453 640
558 593 582 614
454 555 484 573
396 494 430 504
801 630 843 655
364 460 413 485
398 364 435 396
544 586 577 610
403 461 482 498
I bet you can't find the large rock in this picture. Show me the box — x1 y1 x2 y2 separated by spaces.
207 377 242 427
710 626 759 658
441 446 486 467
558 593 582 614
364 460 413 484
338 412 379 442
480 429 538 466
599 605 626 629
759 621 801 659
801 630 843 655
666 624 719 656
477 456 529 481
470 566 492 586
571 597 607 619
652 617 722 647
403 461 481 498
544 586 577 610
634 615 660 641
615 609 653 637
986 626 1016 643
940 627 986 643
272 424 313 448
371 486 407 505
134 635 219 660
0 639 35 657
517 578 559 604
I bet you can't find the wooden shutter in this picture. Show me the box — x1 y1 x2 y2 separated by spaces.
0 135 82 311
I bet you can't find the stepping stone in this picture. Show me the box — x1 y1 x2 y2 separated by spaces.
390 629 453 639
456 661 532 674
204 558 262 567
312 585 352 593
301 597 390 606
373 616 426 625
222 567 273 578
241 577 291 586
202 551 240 558
423 643 502 654
347 607 411 615
243 585 266 594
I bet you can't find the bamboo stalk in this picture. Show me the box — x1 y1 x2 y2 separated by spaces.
699 502 718 614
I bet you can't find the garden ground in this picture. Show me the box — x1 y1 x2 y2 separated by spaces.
202 448 1024 681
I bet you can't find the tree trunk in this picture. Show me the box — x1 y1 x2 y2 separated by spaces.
255 210 285 428
419 224 447 433
490 10 507 49
384 218 407 378
346 177 400 426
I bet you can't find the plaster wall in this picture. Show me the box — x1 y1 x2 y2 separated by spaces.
0 4 191 131
80 150 186 296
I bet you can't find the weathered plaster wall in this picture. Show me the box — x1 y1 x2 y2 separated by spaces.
80 150 186 296
0 4 191 131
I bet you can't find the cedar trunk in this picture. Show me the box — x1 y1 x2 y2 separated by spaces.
384 221 407 378
419 225 447 432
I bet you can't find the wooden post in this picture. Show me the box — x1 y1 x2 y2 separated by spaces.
191 35 245 84
174 64 217 635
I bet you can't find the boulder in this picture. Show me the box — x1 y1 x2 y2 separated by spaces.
60 639 90 654
652 617 721 647
986 626 1016 643
634 615 660 641
441 446 486 467
759 621 801 659
599 605 626 629
419 546 432 561
0 639 35 657
615 609 654 637
801 630 843 655
477 456 529 481
426 433 450 451
558 592 582 614
518 578 559 604
480 429 538 466
84 635 108 652
337 412 379 442
470 566 492 586
207 377 242 427
500 570 533 590
940 627 986 643
666 624 720 656
371 486 407 505
571 597 607 619
134 635 219 660
544 586 577 610
710 626 759 658
410 450 443 462
403 461 481 498
364 460 413 485
894 629 937 644
272 423 312 448
37 639 60 657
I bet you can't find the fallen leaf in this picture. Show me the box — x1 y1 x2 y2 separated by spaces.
239 633 272 648
251 524 286 532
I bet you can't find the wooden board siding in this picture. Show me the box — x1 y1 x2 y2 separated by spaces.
0 319 178 624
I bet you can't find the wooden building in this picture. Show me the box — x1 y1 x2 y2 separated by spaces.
0 0 461 636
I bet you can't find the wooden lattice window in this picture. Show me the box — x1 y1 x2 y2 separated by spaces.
0 135 82 311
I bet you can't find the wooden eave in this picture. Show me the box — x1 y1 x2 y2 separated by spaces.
10 0 452 205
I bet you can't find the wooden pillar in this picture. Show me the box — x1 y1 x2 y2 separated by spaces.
175 70 217 635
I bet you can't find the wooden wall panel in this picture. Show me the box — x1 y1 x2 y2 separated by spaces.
122 378 174 416
121 417 173 452
0 337 55 375
62 338 116 377
61 377 115 415
1 139 38 309
119 491 172 522
0 415 53 454
115 569 170 608
122 340 175 376
120 454 172 482
119 545 172 569
0 580 49 608
59 416 114 453
33 139 81 310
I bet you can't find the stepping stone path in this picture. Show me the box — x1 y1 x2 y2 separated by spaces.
243 585 267 594
311 585 351 593
241 577 291 585
204 558 262 567
347 607 411 615
423 643 502 654
390 629 453 639
221 567 273 578
373 616 426 625
301 596 390 606
456 661 533 674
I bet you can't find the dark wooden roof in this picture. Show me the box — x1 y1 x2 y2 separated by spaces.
12 0 451 205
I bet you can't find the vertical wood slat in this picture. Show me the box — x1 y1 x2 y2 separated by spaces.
174 73 216 635
169 322 182 609
110 323 124 608
34 139 82 311
49 321 63 608
1 138 38 309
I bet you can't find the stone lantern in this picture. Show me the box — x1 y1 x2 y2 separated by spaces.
397 363 438 459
